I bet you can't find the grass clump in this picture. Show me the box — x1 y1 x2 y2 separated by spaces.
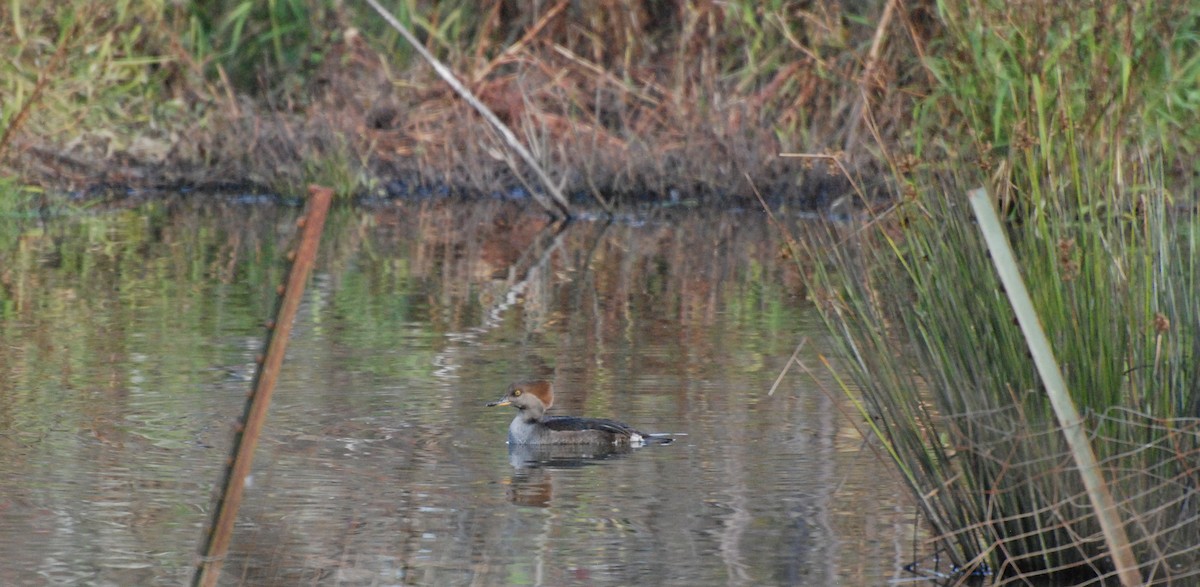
182 0 325 95
812 1 1200 583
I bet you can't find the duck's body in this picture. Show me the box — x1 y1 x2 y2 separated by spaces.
487 380 670 446
506 413 651 445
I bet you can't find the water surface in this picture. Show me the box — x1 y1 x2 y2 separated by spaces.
0 197 922 586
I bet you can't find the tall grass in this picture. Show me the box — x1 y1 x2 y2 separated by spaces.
3 0 886 198
182 0 322 95
179 0 489 95
0 0 199 187
811 1 1200 583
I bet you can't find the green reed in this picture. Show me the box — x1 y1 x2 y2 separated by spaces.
812 1 1200 582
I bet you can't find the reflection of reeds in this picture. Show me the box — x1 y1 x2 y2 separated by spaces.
354 201 804 335
808 2 1200 584
0 197 830 583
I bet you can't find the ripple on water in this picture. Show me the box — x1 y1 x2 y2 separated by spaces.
0 199 919 586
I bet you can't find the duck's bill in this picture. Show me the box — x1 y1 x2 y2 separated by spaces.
486 399 511 407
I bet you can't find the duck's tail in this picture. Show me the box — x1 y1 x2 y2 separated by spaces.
642 432 683 445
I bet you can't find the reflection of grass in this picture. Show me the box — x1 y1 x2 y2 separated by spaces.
0 197 808 435
0 203 287 412
811 2 1200 583
311 202 806 385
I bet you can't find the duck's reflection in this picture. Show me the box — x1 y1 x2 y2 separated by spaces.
507 442 636 468
503 443 636 507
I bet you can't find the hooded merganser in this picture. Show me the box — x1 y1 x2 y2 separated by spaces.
486 380 672 446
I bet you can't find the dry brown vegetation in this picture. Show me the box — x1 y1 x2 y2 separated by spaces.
1 1 923 206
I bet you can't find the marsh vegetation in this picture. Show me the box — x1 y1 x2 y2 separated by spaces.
2 1 1198 585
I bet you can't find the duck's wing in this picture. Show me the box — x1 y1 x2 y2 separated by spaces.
541 415 642 435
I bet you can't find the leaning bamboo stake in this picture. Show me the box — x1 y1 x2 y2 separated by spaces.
968 188 1142 587
362 0 574 220
192 185 335 587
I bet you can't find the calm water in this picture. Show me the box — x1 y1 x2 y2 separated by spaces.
0 196 922 586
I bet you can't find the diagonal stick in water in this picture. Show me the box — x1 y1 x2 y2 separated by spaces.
768 338 807 396
192 186 335 587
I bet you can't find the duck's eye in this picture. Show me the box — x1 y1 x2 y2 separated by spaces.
513 389 522 397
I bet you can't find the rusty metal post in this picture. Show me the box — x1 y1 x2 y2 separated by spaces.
192 185 335 587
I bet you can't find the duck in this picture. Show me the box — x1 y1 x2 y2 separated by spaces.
486 380 672 446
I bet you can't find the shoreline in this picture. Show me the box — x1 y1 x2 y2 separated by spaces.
1 3 896 209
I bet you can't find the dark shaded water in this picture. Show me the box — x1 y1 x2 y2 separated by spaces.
0 197 922 586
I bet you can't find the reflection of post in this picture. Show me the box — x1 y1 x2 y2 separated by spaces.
192 185 334 587
432 219 572 380
718 445 753 584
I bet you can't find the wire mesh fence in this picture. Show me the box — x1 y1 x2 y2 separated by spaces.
909 405 1200 585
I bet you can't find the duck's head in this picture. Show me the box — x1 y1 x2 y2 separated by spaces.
486 380 554 415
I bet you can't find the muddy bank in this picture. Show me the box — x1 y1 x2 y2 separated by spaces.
14 86 890 211
2 2 907 211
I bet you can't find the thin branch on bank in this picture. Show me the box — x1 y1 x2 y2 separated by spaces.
362 0 575 220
